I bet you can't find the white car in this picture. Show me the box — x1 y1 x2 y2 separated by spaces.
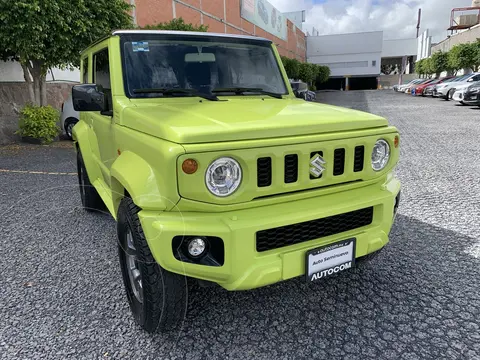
60 93 80 140
452 80 480 104
434 73 480 100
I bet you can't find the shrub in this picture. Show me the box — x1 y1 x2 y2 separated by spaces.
16 104 60 144
281 56 300 80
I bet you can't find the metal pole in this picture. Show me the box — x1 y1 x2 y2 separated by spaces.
416 8 422 38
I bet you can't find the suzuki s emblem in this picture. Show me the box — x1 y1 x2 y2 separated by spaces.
310 153 326 178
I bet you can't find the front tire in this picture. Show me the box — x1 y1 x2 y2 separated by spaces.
64 118 78 140
77 150 105 212
117 197 188 333
446 89 455 100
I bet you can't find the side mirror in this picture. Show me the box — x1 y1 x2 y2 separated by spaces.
72 84 107 112
468 78 474 82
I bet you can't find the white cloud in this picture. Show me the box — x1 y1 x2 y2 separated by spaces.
268 0 471 42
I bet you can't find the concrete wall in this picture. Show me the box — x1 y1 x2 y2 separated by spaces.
133 0 307 61
0 61 80 83
382 38 417 58
378 74 417 89
432 24 480 53
0 82 76 145
307 31 383 77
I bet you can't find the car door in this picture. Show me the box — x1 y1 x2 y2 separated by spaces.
90 47 116 186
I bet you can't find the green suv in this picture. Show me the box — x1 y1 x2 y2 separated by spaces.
72 30 401 333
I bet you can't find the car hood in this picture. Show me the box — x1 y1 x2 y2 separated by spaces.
122 98 388 144
452 83 472 91
439 81 465 89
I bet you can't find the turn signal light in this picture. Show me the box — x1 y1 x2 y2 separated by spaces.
182 159 198 174
394 136 399 148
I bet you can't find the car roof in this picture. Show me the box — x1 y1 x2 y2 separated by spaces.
82 30 272 54
112 30 271 43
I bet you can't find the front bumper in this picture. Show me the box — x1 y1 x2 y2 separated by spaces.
433 88 447 97
463 92 480 104
452 91 464 102
139 174 401 291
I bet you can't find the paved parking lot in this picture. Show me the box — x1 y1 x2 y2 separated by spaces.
1 91 480 360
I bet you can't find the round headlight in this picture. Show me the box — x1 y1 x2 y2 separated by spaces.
371 139 390 171
205 157 242 197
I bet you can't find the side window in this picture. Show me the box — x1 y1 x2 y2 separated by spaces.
473 75 480 81
82 57 88 83
93 48 111 90
93 48 112 111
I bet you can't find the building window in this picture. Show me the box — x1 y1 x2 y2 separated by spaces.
372 60 377 67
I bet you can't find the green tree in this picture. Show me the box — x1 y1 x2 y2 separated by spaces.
143 18 208 32
473 38 480 71
281 56 300 80
430 51 450 76
316 65 330 84
448 43 478 73
415 59 426 76
298 62 313 85
0 0 132 106
423 57 434 76
416 58 433 77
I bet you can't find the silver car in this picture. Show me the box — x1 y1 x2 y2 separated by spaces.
434 73 480 100
60 93 80 140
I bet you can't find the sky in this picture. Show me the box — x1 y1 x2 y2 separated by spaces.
268 0 472 42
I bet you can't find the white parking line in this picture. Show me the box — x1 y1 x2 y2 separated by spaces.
0 169 76 176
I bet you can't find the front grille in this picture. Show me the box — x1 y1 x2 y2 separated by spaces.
333 149 345 176
256 207 374 252
254 143 368 191
284 154 298 183
257 157 272 187
354 146 365 172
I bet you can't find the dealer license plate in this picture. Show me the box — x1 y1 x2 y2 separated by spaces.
306 239 356 282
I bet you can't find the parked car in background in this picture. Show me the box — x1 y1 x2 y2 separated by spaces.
462 82 480 106
60 93 80 140
411 79 437 95
395 79 422 93
434 73 480 100
452 80 480 104
404 79 432 94
424 77 455 96
290 81 316 101
414 77 453 96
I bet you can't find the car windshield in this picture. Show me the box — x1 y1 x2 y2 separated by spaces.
454 75 470 82
121 35 288 98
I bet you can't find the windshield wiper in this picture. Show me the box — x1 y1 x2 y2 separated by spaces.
132 88 219 101
211 87 283 99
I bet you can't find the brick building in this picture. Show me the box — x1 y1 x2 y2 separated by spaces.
131 0 307 61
